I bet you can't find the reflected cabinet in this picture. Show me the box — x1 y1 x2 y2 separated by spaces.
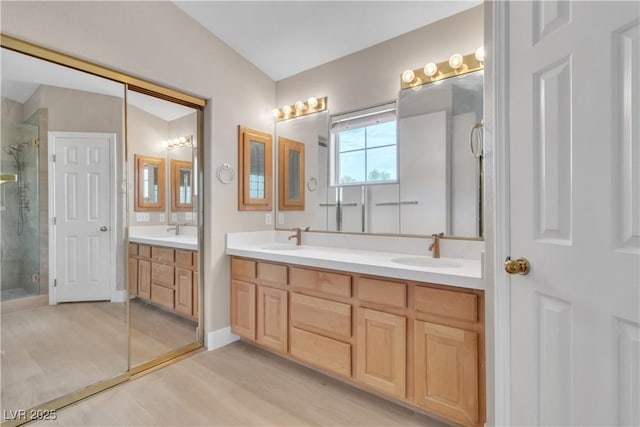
134 154 166 211
278 137 305 211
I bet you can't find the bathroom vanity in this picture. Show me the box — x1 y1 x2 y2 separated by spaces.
227 232 484 426
129 230 199 320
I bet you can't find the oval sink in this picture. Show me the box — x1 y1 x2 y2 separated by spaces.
261 244 304 251
390 256 462 269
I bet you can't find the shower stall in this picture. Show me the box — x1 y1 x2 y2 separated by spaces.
1 123 41 301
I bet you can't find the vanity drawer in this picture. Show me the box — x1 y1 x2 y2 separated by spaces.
290 327 351 378
152 263 174 288
175 250 194 268
151 283 174 309
231 258 256 282
415 286 478 324
138 244 151 258
290 267 351 299
257 262 287 287
152 246 174 264
290 293 351 340
128 243 138 256
357 277 407 309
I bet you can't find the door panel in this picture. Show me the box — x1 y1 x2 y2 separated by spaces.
53 133 113 302
507 2 640 425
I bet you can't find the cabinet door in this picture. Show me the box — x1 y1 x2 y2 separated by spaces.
231 280 256 340
128 257 138 296
356 308 406 399
175 267 193 316
414 320 479 426
138 259 151 300
256 286 288 353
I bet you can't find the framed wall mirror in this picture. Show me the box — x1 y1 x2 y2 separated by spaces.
171 159 193 211
134 154 166 211
238 125 273 211
278 136 305 211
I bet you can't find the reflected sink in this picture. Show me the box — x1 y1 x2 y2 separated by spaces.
390 256 463 268
261 244 304 251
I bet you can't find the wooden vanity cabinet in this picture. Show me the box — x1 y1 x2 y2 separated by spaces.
229 256 485 427
128 243 198 320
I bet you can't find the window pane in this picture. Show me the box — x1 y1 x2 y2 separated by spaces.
367 146 397 182
249 141 265 198
339 150 365 184
366 121 396 148
338 127 365 152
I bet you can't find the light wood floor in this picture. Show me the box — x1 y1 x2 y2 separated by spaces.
1 299 197 414
33 341 450 427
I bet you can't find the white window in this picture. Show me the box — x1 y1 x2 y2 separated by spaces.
331 103 397 186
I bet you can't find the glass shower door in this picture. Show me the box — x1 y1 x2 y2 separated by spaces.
1 123 40 300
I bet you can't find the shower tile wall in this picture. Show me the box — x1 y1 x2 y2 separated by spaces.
1 123 40 298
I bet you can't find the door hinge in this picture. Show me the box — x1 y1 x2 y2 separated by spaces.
32 272 40 283
52 154 56 162
31 137 40 147
54 279 57 288
53 217 56 225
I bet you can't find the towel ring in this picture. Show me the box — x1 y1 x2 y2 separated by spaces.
307 177 318 191
216 163 235 184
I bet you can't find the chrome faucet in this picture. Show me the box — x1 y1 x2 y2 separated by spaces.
288 226 310 246
167 224 180 235
429 232 444 258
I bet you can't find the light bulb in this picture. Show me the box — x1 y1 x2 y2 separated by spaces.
179 136 186 143
401 69 415 84
475 46 485 62
295 101 305 111
449 53 464 70
307 97 318 108
423 62 438 77
282 104 293 115
272 108 281 118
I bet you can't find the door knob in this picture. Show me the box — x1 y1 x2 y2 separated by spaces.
504 257 530 275
100 226 108 232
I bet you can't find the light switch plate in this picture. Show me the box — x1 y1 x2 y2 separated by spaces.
159 213 165 222
265 213 272 225
136 213 149 222
171 213 178 222
278 213 284 225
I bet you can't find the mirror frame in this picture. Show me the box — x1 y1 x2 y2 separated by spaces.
278 136 305 211
134 154 166 211
170 159 193 211
238 125 273 211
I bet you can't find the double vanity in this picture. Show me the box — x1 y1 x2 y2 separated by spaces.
226 231 484 426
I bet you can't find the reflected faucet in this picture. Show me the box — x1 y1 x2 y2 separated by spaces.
167 224 180 236
288 226 310 246
429 232 444 258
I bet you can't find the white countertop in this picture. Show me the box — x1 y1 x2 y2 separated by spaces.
226 235 483 290
129 226 198 250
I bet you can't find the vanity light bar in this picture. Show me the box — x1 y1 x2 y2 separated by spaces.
272 96 327 122
400 47 484 90
166 135 193 149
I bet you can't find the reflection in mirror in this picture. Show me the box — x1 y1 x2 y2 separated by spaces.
278 136 305 211
397 70 483 237
127 89 200 367
134 154 165 210
275 112 327 228
238 126 273 211
1 47 127 416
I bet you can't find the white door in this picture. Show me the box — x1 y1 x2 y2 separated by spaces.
51 132 114 302
507 1 639 425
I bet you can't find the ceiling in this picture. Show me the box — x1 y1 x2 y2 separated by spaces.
174 1 481 81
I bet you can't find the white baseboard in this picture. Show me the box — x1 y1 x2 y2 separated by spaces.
206 326 240 351
111 289 128 303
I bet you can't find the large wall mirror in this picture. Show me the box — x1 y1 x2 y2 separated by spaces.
275 70 483 239
1 36 204 424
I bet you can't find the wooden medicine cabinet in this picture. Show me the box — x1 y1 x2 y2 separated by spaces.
171 159 193 211
278 136 305 211
134 154 166 211
238 125 273 211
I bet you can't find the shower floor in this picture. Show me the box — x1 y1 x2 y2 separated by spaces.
0 287 37 301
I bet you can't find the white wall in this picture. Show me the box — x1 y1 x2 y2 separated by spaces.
275 6 484 114
0 1 276 333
